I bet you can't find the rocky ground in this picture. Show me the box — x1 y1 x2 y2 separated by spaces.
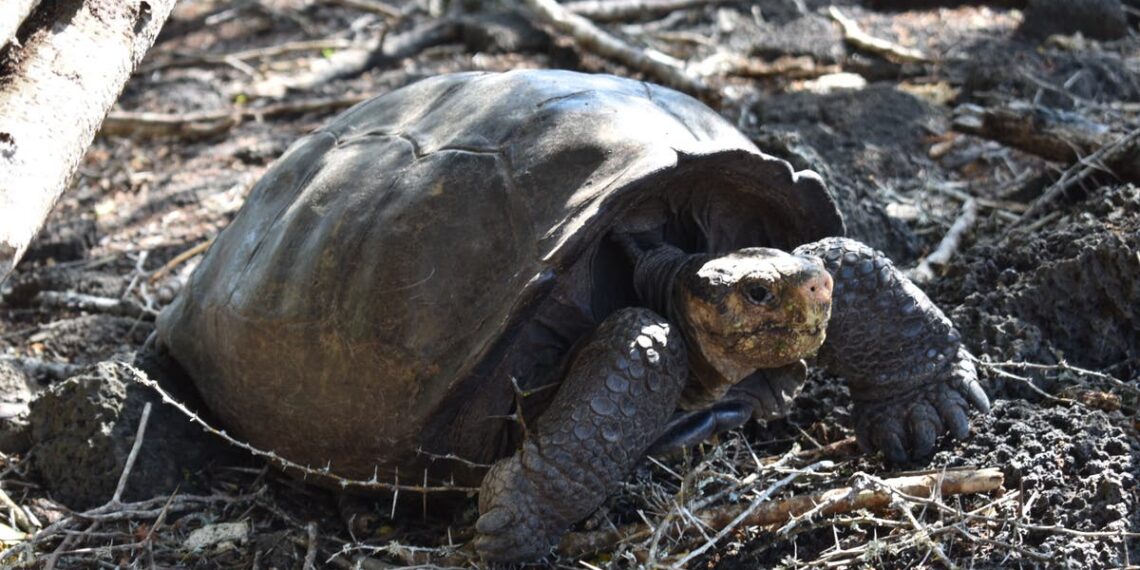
0 0 1138 568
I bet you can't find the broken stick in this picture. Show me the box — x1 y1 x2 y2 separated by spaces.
952 101 1112 164
910 198 978 284
100 95 370 140
523 0 708 96
828 6 928 64
563 0 731 22
558 467 1004 558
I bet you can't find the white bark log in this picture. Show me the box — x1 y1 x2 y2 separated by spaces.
0 0 40 51
0 0 177 283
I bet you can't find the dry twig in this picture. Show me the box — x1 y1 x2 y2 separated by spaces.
952 101 1112 164
112 402 152 504
250 19 459 97
31 291 153 319
523 0 707 96
0 485 38 534
828 6 928 64
928 181 1024 219
0 357 83 382
147 237 215 284
978 359 1139 398
559 467 1003 558
563 0 730 22
304 521 320 570
692 53 839 80
326 0 402 18
672 461 833 567
137 38 357 74
101 95 370 140
910 198 977 284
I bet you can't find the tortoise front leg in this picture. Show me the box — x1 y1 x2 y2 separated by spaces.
474 307 688 562
794 237 990 463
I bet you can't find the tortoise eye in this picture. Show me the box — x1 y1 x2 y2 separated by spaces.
744 284 773 305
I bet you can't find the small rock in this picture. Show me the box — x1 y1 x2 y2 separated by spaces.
184 521 250 551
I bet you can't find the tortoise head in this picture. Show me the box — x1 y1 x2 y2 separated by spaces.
677 248 833 389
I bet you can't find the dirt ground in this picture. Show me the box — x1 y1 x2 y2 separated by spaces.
1 0 1139 568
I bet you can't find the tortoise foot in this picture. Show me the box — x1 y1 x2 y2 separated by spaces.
474 446 566 562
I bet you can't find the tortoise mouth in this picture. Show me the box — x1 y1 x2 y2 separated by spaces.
701 321 828 372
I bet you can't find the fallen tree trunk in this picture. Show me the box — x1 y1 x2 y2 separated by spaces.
0 0 40 52
952 100 1112 163
0 0 177 283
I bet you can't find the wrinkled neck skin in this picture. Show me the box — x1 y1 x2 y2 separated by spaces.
622 240 741 408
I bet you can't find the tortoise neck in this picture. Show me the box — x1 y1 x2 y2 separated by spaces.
628 243 697 323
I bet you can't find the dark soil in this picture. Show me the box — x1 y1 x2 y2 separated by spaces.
1 0 1138 568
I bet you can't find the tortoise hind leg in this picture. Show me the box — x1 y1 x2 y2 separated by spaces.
474 307 688 562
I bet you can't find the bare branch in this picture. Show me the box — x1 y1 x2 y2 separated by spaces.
828 6 928 64
559 467 1004 558
100 95 370 140
952 101 1112 163
118 362 478 494
523 0 708 96
1014 126 1140 225
112 403 152 504
563 0 730 22
910 198 977 284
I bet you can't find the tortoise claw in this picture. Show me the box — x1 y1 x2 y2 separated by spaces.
648 399 753 455
907 409 941 460
855 361 988 463
954 354 991 413
872 420 908 464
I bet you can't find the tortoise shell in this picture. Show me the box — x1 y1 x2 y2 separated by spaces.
156 70 844 481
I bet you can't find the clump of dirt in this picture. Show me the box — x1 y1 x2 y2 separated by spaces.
1019 0 1129 40
936 399 1138 566
958 39 1140 110
937 184 1140 376
749 85 946 260
28 362 236 509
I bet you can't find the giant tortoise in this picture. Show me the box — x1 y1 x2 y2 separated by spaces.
154 70 990 562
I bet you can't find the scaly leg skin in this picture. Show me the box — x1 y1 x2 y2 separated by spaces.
793 237 991 463
474 307 688 563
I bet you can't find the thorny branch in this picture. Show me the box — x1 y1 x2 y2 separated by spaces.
118 361 479 494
